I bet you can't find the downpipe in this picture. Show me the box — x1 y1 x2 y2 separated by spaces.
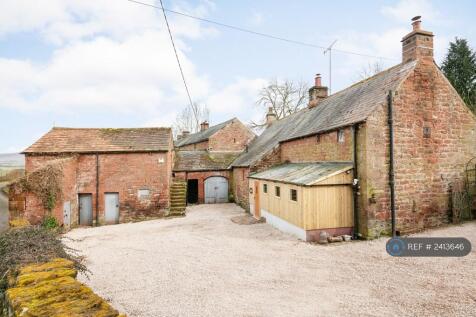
387 91 397 237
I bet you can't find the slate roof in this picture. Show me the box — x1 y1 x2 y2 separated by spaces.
232 61 418 167
248 162 353 186
175 118 237 147
174 150 241 171
23 127 172 154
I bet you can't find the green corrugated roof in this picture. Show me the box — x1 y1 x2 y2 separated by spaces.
249 162 353 186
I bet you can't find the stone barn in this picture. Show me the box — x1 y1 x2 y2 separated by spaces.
231 17 476 239
9 127 174 227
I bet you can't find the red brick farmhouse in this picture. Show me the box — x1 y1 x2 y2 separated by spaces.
9 18 476 240
231 18 476 239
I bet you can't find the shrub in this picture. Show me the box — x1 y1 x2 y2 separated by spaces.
41 215 59 230
0 226 86 294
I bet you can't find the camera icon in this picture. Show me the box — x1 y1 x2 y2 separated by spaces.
386 238 405 256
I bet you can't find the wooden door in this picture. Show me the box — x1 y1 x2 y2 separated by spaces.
254 181 260 218
205 177 229 204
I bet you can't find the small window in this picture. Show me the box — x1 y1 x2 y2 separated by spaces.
290 189 297 202
316 135 321 143
338 129 345 143
275 186 281 197
138 189 150 199
423 127 431 138
263 184 268 193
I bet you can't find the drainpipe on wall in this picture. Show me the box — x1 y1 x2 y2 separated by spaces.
387 91 397 237
352 124 360 239
96 153 100 226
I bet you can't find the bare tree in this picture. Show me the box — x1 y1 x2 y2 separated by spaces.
251 79 309 129
173 102 209 137
356 61 384 80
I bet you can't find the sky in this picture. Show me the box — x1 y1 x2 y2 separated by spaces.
0 0 475 153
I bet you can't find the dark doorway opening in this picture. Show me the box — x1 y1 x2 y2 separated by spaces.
187 179 199 204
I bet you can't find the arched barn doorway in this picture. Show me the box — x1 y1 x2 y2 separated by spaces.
204 176 229 203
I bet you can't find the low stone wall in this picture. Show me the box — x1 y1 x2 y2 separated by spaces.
2 258 124 317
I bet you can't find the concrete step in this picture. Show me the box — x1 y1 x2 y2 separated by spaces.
170 189 186 193
170 204 185 208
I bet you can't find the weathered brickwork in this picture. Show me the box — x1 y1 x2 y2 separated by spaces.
280 128 353 163
232 167 250 211
232 146 282 212
360 60 476 237
19 151 172 226
178 141 208 151
175 170 231 204
208 120 255 151
10 156 79 226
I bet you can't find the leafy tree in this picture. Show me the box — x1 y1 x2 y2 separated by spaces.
441 38 476 113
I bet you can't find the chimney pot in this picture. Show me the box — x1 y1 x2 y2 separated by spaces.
401 16 434 63
266 107 277 125
200 121 209 131
412 16 421 31
315 74 322 87
308 73 328 108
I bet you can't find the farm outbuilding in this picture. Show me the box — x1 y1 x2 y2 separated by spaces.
249 162 354 241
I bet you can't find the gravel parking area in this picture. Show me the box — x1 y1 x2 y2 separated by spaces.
65 204 476 317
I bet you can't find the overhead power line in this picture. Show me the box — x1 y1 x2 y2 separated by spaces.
127 0 398 61
158 0 194 108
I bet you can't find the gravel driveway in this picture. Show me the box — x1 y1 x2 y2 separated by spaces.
65 204 476 317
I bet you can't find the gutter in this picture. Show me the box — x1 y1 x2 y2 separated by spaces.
387 91 397 237
352 124 360 239
277 121 367 144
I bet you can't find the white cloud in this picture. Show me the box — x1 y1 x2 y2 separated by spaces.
329 0 449 89
381 0 440 23
0 0 217 44
0 1 229 125
205 77 267 123
0 30 210 117
0 0 267 134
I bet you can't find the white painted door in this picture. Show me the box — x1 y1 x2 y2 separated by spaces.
204 177 229 204
105 193 119 224
63 201 71 227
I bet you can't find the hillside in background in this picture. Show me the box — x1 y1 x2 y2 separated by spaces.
0 153 25 169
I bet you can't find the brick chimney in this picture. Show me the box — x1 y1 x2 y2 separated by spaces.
308 74 328 108
181 131 190 138
200 121 209 131
266 107 277 125
401 16 434 64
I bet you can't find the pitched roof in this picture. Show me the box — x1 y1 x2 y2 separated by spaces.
174 150 241 171
232 61 417 167
23 127 172 154
249 162 353 186
175 118 236 147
